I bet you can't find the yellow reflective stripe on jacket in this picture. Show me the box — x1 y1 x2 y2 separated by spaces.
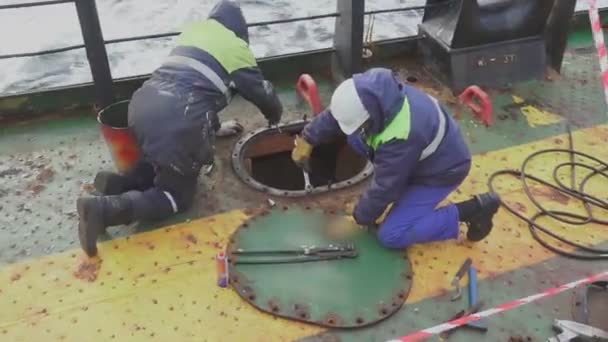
366 98 411 150
176 19 257 73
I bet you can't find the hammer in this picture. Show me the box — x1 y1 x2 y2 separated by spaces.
466 265 488 331
451 258 472 301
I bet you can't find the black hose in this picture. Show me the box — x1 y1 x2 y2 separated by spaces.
487 129 608 259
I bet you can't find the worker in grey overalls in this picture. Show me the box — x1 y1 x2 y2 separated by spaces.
77 0 282 256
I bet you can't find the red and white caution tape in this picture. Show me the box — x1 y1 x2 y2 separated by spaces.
387 270 608 342
588 0 608 113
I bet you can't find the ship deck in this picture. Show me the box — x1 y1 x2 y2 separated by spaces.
1 20 608 342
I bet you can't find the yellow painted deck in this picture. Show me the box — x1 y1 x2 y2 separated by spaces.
2 124 608 341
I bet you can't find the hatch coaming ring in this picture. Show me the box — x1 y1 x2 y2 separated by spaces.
231 120 373 197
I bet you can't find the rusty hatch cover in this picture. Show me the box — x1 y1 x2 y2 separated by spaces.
227 206 413 328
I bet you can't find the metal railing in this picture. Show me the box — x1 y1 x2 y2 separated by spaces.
0 0 114 106
0 0 453 107
0 0 73 10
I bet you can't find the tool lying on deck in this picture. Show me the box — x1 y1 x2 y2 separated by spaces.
548 319 608 342
466 265 488 331
573 281 608 324
439 300 485 340
451 258 472 301
441 262 487 340
231 243 357 264
391 271 608 341
216 251 229 288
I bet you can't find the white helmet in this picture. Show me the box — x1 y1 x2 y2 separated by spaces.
330 78 370 135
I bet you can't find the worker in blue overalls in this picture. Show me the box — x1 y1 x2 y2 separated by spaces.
292 68 500 248
77 0 282 256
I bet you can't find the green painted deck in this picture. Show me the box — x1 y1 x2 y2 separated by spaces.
1 22 608 342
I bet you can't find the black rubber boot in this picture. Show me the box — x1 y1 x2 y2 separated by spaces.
77 194 135 257
94 171 132 195
459 192 501 242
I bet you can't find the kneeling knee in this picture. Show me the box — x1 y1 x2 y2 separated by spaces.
377 224 415 249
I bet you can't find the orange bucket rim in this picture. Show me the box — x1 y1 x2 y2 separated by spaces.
97 99 131 130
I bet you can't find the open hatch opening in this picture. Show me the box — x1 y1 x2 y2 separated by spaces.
232 122 373 197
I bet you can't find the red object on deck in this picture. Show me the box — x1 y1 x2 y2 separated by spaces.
458 85 493 127
216 251 229 288
97 100 142 173
296 74 323 115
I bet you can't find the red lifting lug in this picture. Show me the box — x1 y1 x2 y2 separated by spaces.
296 74 323 116
458 85 493 127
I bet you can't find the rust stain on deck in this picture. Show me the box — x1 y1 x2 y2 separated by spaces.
529 187 570 205
0 125 607 341
73 257 102 282
184 234 198 245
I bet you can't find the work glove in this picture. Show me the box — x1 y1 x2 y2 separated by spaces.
266 107 282 126
216 119 244 137
263 80 283 126
291 135 313 170
325 215 364 240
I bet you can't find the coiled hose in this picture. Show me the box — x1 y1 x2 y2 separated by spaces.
488 126 608 259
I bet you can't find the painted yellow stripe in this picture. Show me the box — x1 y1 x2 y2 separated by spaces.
1 125 608 341
0 211 322 341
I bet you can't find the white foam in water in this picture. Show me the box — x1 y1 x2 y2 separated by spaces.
0 0 604 94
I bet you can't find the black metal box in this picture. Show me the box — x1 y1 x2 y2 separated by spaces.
418 27 547 92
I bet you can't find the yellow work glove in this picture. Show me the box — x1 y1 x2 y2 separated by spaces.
325 215 364 240
291 135 313 170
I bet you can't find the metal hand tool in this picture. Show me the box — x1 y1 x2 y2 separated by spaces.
439 300 485 340
231 243 358 265
303 169 313 193
467 266 488 331
573 281 608 324
451 258 472 301
548 319 608 342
